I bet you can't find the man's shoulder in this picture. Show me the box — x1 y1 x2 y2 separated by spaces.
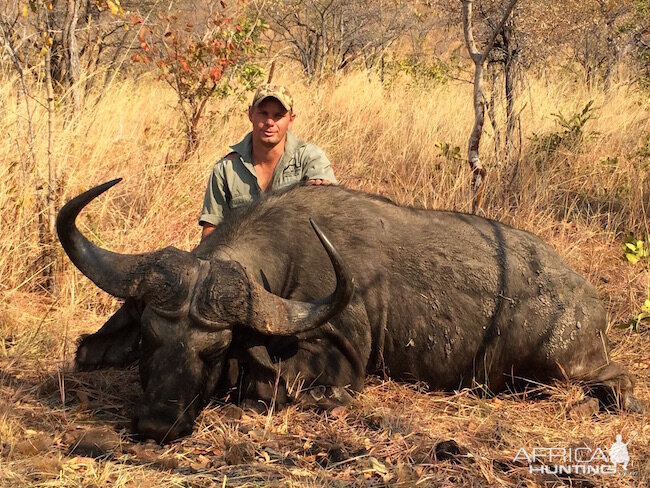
286 133 326 161
213 151 242 171
295 141 329 163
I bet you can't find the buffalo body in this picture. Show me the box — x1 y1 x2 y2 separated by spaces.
57 181 639 442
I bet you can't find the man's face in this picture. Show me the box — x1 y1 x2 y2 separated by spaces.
248 98 295 147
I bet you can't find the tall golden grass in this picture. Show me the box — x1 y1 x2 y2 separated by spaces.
0 70 649 486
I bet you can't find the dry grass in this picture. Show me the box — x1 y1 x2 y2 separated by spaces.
1 69 649 486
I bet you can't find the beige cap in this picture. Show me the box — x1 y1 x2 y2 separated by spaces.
251 84 294 112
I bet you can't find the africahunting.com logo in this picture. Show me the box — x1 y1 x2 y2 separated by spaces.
514 434 633 475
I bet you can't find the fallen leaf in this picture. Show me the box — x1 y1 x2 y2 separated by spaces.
289 468 313 477
369 456 388 475
331 406 348 418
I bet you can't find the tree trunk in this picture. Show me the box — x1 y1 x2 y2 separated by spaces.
461 0 518 213
63 0 82 112
380 0 385 83
468 59 487 212
41 5 58 293
486 65 501 164
602 15 617 90
503 20 517 164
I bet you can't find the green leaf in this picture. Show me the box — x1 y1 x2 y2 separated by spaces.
642 299 650 313
615 320 634 329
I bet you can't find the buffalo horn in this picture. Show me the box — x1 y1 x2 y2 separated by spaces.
247 219 355 335
56 179 153 299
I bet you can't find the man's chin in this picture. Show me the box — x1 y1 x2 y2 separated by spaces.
260 136 281 146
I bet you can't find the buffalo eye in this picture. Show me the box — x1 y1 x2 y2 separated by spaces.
194 329 233 365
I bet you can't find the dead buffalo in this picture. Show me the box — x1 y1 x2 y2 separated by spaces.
57 179 641 443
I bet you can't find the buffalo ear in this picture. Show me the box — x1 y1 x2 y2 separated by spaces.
243 219 355 335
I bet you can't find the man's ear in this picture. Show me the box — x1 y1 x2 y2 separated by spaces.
289 111 296 124
248 105 254 122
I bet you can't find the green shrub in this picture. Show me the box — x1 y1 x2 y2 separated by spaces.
623 234 649 264
618 296 650 332
384 57 450 87
530 100 598 159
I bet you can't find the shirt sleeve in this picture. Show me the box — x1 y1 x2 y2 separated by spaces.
299 144 338 184
199 161 230 227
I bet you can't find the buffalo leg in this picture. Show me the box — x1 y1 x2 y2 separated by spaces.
558 330 644 413
579 361 644 413
76 298 143 370
231 301 370 412
234 330 362 412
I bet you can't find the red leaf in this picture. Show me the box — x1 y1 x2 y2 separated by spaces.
209 66 223 81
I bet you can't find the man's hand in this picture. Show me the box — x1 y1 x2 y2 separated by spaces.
306 179 332 186
201 223 216 241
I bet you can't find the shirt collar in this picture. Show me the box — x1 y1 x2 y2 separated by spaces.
283 131 300 157
230 132 254 163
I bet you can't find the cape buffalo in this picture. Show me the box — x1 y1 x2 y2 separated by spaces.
57 179 640 443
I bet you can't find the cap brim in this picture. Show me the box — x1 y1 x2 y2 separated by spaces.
253 95 292 112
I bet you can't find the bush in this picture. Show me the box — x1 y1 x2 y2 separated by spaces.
384 57 450 88
131 4 265 160
530 100 598 158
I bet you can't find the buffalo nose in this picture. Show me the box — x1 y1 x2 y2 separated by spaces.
133 404 194 443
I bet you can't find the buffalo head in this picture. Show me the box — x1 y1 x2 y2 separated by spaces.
57 179 354 442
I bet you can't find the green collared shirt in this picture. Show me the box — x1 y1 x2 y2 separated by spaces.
199 131 337 227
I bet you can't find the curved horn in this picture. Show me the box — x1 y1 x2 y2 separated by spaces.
247 218 355 335
56 179 153 298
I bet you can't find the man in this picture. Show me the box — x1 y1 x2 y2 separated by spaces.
200 84 337 239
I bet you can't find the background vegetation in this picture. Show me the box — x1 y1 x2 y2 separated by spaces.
1 0 649 486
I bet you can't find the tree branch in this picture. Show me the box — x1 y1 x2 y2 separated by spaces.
481 0 518 63
461 0 481 63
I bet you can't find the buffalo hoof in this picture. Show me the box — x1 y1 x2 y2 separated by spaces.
240 398 267 414
75 327 140 371
299 385 354 411
623 394 645 414
568 398 600 419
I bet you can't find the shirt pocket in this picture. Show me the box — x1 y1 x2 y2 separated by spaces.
280 157 303 179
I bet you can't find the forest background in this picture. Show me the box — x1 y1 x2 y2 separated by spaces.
1 0 649 486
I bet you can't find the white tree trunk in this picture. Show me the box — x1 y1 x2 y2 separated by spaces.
461 0 518 213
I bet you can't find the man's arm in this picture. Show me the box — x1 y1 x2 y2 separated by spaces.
199 162 230 239
300 143 337 185
306 178 332 186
